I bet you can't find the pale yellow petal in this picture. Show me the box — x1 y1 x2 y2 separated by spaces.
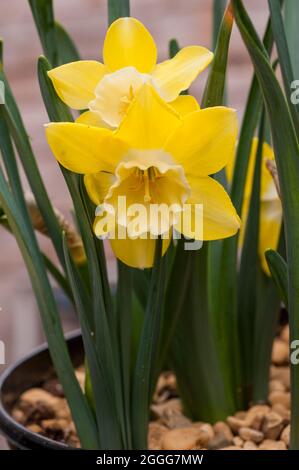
76 111 112 129
226 138 277 201
45 123 127 174
152 46 213 101
115 83 182 149
169 95 200 116
110 231 171 268
177 175 240 240
84 172 115 205
93 212 115 238
259 200 282 276
48 61 108 109
165 107 238 176
260 142 277 201
103 17 157 73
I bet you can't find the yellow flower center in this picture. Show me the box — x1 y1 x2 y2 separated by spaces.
101 150 191 236
131 167 159 203
88 67 162 127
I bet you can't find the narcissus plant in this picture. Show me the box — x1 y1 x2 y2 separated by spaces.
47 17 213 127
46 84 240 268
227 138 282 275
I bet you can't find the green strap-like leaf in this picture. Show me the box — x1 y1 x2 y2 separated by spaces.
233 0 299 449
108 0 130 25
214 15 274 409
38 56 127 444
268 0 299 138
237 114 264 404
0 168 98 448
116 261 133 449
55 21 81 64
202 2 233 109
0 51 66 269
62 234 123 449
168 38 180 58
29 0 81 65
28 0 58 66
203 2 238 409
284 0 299 79
132 238 167 449
266 249 288 306
170 245 235 421
212 0 227 47
43 254 73 302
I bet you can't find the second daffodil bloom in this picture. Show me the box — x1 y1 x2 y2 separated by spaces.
46 84 240 268
47 17 213 128
227 138 282 275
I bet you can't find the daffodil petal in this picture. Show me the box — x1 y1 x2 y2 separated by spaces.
84 172 115 205
259 200 282 276
169 95 200 116
93 213 116 239
260 142 277 200
165 107 238 176
152 46 213 101
115 83 182 149
226 138 277 201
179 175 240 240
103 17 157 73
48 61 108 109
45 123 127 174
76 111 112 129
110 231 171 268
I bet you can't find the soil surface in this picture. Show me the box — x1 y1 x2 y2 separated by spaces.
11 325 291 450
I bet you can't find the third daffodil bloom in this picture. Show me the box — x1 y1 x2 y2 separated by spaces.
227 138 282 275
47 17 212 128
46 84 240 268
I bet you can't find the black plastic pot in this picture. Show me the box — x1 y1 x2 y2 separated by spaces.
0 331 83 450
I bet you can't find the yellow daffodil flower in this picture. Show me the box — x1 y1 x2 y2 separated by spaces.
46 84 240 268
227 138 282 275
47 17 212 127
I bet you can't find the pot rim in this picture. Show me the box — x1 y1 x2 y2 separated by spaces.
0 329 82 450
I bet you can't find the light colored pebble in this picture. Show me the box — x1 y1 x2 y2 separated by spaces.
280 325 289 343
269 379 286 393
214 421 234 441
239 427 264 444
227 416 247 433
148 422 168 450
233 436 244 447
269 391 291 409
271 366 290 389
243 440 257 450
208 433 232 450
272 403 290 421
192 423 214 441
220 446 243 450
272 339 289 365
259 439 287 450
262 411 286 440
161 426 211 450
247 405 270 430
280 424 290 447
